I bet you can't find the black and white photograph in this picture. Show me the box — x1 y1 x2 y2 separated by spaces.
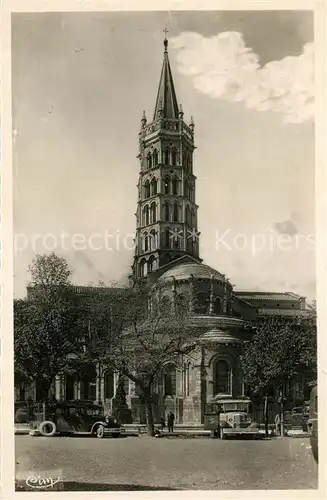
1 3 324 495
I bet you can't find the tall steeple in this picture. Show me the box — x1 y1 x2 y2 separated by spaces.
132 34 200 280
153 37 179 120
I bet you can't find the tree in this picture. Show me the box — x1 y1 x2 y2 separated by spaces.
240 312 316 436
14 253 84 400
85 282 195 436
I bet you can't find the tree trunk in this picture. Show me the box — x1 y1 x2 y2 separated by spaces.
280 384 285 437
145 399 155 436
264 394 269 437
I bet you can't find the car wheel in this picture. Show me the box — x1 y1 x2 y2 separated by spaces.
39 421 57 437
96 425 105 439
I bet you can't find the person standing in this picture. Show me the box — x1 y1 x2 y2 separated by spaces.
167 411 175 433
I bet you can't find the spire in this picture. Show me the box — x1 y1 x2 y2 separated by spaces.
153 33 179 120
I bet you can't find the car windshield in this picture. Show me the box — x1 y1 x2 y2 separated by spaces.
223 403 248 412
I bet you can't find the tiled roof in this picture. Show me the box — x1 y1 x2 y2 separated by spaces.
234 292 303 302
258 308 310 317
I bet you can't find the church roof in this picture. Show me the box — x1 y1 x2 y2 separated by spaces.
234 291 303 302
200 328 243 345
153 38 179 120
157 262 227 283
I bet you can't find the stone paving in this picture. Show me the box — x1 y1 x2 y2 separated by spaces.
15 434 318 491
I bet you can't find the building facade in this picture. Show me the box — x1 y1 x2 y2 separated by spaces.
15 37 311 424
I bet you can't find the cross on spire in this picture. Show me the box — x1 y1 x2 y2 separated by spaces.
163 27 169 51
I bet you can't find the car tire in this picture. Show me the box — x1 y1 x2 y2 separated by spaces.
96 425 105 439
39 421 57 437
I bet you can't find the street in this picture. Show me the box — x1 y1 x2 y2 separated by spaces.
15 435 318 491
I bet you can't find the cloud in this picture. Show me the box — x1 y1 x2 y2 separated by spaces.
170 31 314 124
274 219 298 236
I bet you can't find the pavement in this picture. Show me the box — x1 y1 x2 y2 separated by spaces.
15 434 318 491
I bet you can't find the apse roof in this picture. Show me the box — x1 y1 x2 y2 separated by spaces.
157 262 227 283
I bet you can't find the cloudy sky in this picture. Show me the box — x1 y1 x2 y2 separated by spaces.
12 10 315 299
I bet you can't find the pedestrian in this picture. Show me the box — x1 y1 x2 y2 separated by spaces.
167 411 175 433
274 412 281 436
160 416 166 432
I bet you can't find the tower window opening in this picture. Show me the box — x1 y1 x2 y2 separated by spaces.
147 153 152 169
143 205 149 226
153 150 158 166
173 203 179 222
172 177 178 195
139 259 147 278
164 148 169 165
172 149 177 166
150 202 157 223
144 181 150 199
164 229 171 248
164 202 170 221
148 255 156 272
164 176 170 194
151 178 157 196
144 233 149 252
150 229 156 249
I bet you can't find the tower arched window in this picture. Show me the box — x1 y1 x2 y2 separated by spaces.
153 150 158 166
164 229 171 248
148 255 156 272
163 202 170 221
173 203 179 222
172 149 177 166
150 202 156 223
151 178 157 196
163 364 176 396
147 153 152 169
187 155 191 172
213 359 232 395
164 148 169 165
164 176 170 194
172 177 178 195
143 232 149 252
143 205 149 226
139 258 147 277
144 181 150 199
150 229 156 250
184 180 189 198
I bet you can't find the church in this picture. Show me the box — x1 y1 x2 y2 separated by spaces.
15 36 309 424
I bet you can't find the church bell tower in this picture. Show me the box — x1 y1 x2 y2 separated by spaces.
132 36 200 279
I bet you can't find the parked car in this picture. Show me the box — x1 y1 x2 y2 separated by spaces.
307 386 318 463
31 400 123 438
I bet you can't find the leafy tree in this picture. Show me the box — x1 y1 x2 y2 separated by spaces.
14 253 85 400
240 311 316 435
85 282 195 436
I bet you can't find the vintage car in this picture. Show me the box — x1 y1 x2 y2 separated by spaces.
307 386 318 463
204 396 261 439
31 400 123 438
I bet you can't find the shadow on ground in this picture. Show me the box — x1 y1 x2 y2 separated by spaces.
16 482 178 491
